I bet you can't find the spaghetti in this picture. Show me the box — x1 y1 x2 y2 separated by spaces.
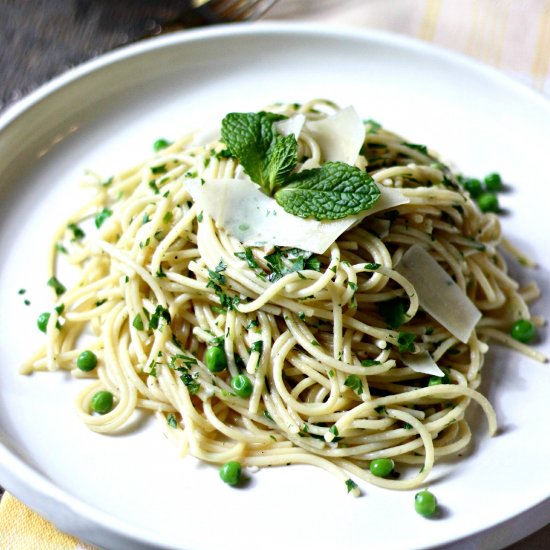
23 99 546 493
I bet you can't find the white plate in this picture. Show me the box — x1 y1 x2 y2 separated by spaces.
1 23 549 550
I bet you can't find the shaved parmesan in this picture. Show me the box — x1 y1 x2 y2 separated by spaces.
185 178 409 254
396 244 481 343
305 106 365 165
275 114 306 138
401 351 444 377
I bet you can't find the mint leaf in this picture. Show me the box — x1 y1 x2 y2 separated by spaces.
266 133 298 190
274 162 380 220
221 112 297 193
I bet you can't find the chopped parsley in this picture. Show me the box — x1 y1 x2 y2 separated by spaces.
234 247 260 269
249 340 263 354
180 372 200 395
132 314 144 330
264 247 321 282
150 165 168 175
153 138 172 152
397 331 416 353
68 222 85 241
245 319 260 330
47 276 66 296
345 478 359 493
149 305 171 330
361 359 381 367
377 298 408 329
94 207 113 229
404 142 428 155
167 413 178 428
364 118 382 133
344 375 363 395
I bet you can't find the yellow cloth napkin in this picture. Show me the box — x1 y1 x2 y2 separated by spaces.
268 0 550 96
2 0 550 548
0 492 96 549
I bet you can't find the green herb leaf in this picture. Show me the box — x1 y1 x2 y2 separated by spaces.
221 111 297 194
249 340 263 354
404 143 429 155
149 305 171 330
167 413 178 428
344 375 363 395
361 359 381 367
150 165 167 175
132 314 144 330
397 331 416 353
377 298 408 329
264 247 321 282
364 118 382 134
234 247 260 269
68 222 85 241
153 138 172 152
345 478 359 493
94 207 113 229
245 319 260 330
275 162 380 220
47 276 66 296
181 372 200 395
207 268 226 286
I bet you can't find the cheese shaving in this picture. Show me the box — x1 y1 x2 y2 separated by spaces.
401 351 445 377
305 106 365 165
396 244 482 343
185 177 409 254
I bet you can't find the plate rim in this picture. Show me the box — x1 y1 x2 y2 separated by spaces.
1 21 550 550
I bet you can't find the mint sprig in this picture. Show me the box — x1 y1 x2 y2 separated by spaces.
221 111 297 194
275 163 380 220
220 110 381 221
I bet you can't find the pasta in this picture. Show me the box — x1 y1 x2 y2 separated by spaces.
23 99 546 494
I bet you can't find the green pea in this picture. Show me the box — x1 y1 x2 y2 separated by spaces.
77 350 97 372
484 172 503 191
463 178 483 198
219 461 241 486
369 458 394 478
37 312 51 333
414 489 438 517
231 374 253 398
511 319 536 343
205 345 227 372
477 192 499 213
91 391 114 414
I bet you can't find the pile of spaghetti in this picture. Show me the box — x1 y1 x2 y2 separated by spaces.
23 99 546 493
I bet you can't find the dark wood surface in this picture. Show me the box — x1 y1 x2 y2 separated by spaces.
0 0 230 112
